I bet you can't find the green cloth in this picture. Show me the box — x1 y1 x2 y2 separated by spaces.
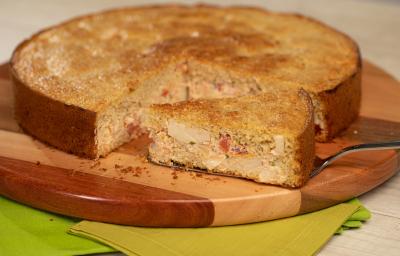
335 200 371 235
70 199 371 256
0 196 115 256
0 193 370 256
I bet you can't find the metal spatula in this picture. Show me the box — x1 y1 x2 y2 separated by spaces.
310 140 400 177
150 140 400 179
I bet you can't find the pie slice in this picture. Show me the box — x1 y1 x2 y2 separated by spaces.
143 89 315 187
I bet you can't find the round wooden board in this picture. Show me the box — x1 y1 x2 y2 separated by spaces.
0 61 399 227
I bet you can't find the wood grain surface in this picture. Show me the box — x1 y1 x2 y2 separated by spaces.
0 61 399 227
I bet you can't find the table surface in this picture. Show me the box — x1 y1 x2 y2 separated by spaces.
1 0 399 255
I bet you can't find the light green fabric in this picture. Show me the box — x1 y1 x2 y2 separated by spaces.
335 198 371 235
70 199 371 256
0 196 115 256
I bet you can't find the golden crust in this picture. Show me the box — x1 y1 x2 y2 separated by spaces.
294 90 315 186
315 62 362 141
11 4 359 111
146 88 313 139
10 4 360 158
12 69 97 158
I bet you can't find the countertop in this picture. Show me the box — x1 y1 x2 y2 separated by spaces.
1 0 399 255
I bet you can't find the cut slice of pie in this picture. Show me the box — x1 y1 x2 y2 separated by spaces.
143 88 315 187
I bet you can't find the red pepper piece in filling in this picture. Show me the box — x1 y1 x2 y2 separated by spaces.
219 134 231 153
161 89 169 97
215 83 223 92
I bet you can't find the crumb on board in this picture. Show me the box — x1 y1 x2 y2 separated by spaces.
90 161 101 169
120 166 143 177
120 167 133 174
353 130 358 134
36 161 41 166
140 156 149 163
171 170 179 179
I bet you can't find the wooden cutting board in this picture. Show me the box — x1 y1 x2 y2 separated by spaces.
0 61 399 227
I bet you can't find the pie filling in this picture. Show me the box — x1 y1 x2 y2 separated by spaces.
147 119 297 185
